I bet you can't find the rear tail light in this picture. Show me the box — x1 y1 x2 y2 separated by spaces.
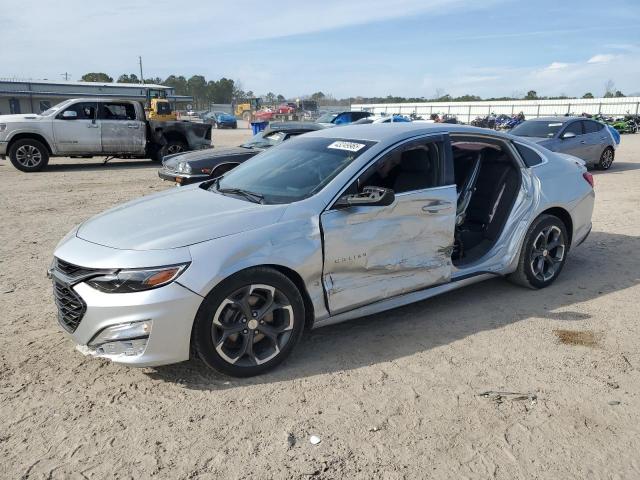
583 172 594 188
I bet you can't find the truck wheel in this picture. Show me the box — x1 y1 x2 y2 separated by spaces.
154 140 186 162
9 139 50 172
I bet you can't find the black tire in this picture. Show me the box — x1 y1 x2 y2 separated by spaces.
153 139 186 162
9 138 49 172
508 214 569 289
596 146 614 170
192 267 305 377
232 123 238 129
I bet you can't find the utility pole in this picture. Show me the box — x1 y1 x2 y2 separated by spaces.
139 56 144 84
61 72 71 81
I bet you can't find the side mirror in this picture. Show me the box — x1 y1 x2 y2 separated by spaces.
61 110 78 119
335 186 395 208
561 131 576 139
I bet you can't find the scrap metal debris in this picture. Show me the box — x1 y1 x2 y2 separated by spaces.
478 391 538 406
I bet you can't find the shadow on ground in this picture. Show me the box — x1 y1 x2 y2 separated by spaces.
42 159 159 172
148 230 639 390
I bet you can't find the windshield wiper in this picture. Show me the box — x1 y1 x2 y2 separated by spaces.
217 185 264 204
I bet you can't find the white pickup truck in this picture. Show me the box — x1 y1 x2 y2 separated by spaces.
0 98 212 172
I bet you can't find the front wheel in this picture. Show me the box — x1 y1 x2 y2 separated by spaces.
192 267 305 377
508 214 568 289
596 147 614 170
9 138 50 172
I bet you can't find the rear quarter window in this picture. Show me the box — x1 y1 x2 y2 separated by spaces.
514 143 543 167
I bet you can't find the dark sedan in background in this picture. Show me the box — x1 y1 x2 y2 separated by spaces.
158 122 325 185
510 116 617 169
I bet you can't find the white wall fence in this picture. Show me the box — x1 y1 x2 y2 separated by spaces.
351 97 640 123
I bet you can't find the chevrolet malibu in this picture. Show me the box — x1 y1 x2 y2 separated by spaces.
50 124 594 377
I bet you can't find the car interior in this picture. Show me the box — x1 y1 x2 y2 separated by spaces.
450 136 521 266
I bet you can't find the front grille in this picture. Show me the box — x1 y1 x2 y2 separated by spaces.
53 280 86 333
55 258 96 278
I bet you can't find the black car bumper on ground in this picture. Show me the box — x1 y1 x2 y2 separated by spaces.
157 168 210 185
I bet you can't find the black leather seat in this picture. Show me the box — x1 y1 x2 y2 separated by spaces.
393 148 434 193
465 152 519 240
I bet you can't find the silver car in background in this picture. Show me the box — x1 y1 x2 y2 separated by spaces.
50 123 594 376
510 116 617 170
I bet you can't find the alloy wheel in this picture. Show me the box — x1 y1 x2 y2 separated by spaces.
530 226 565 282
15 145 42 168
211 284 294 366
600 148 613 169
166 144 184 155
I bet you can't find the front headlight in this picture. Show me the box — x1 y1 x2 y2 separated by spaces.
0 123 6 132
176 162 192 174
86 264 189 293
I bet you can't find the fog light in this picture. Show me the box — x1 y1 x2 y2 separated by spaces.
88 320 152 347
94 338 148 357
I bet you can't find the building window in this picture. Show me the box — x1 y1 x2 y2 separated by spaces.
39 100 51 113
9 98 21 114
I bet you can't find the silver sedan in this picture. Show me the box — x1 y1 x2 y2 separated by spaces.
50 123 594 376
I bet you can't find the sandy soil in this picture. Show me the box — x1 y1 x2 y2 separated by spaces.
1 128 639 480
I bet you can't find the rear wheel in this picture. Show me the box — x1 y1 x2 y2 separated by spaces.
596 147 614 170
192 267 305 377
9 138 49 172
509 214 568 289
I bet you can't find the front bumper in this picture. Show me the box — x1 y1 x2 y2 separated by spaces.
157 168 209 185
59 281 203 367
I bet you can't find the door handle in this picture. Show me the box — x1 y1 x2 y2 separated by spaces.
127 123 140 129
422 200 452 213
580 140 586 144
87 124 99 128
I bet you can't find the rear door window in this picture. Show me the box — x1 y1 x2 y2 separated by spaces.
563 121 583 136
514 142 543 167
584 120 604 133
99 102 137 121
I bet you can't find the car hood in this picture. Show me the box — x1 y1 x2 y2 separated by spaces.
162 146 256 169
0 113 41 122
525 137 554 145
76 185 286 250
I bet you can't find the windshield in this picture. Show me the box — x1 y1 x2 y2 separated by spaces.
241 130 288 149
511 121 564 138
316 113 338 123
214 137 375 204
41 99 73 116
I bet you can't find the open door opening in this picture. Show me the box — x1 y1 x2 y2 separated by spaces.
451 136 522 266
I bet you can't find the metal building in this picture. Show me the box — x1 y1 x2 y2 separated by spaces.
0 78 193 115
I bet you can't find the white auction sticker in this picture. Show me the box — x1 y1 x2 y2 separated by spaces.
327 141 366 152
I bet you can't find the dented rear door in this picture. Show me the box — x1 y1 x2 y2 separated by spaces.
320 135 456 314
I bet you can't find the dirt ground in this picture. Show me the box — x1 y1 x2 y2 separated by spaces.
1 127 639 480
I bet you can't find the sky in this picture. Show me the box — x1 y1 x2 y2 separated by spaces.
1 0 639 99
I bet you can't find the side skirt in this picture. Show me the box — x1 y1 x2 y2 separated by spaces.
312 272 498 329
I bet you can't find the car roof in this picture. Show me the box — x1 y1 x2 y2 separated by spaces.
527 116 583 123
267 121 325 132
302 122 514 142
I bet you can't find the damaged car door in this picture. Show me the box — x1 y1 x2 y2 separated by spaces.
98 101 145 154
320 135 456 314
